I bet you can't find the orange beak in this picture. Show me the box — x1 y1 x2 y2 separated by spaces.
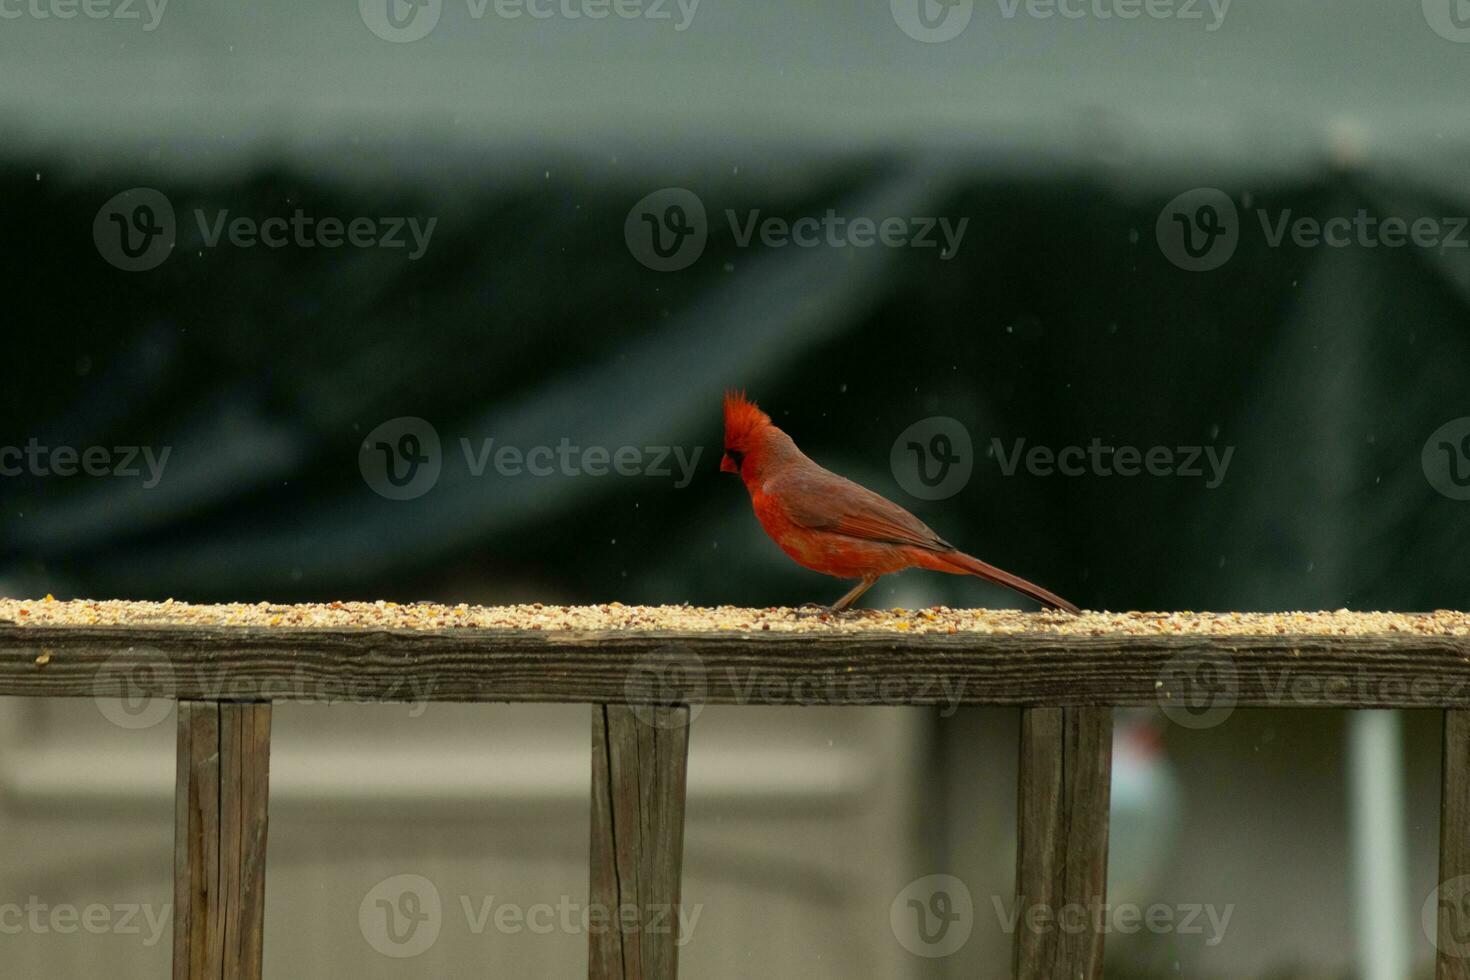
720 453 739 474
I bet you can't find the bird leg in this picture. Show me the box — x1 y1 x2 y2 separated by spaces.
793 575 881 616
828 575 879 613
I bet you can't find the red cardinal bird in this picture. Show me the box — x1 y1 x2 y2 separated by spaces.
721 392 1080 613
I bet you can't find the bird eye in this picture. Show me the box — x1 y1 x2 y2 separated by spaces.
726 449 744 465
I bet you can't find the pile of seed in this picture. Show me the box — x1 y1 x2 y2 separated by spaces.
0 597 1466 637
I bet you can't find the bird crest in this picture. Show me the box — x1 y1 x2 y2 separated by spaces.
722 390 771 449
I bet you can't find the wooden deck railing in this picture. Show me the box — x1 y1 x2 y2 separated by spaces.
2 607 1469 979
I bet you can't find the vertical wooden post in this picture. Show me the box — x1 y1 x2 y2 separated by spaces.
1437 710 1470 978
174 702 272 980
589 704 691 980
1014 706 1113 980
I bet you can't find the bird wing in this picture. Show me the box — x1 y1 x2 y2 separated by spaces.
773 469 953 552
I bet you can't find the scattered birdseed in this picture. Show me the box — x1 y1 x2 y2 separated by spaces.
0 598 1465 637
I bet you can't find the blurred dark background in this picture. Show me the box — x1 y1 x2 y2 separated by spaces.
2 0 1469 977
6 151 1470 612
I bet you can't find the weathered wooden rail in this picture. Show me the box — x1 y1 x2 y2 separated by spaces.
2 612 1469 979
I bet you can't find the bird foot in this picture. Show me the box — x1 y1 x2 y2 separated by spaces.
794 603 876 619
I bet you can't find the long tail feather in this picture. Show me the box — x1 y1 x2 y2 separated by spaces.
922 550 1080 613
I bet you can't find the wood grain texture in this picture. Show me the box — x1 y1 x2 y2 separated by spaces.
174 702 272 980
4 624 1470 707
589 704 690 980
1439 710 1470 978
1014 707 1113 980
